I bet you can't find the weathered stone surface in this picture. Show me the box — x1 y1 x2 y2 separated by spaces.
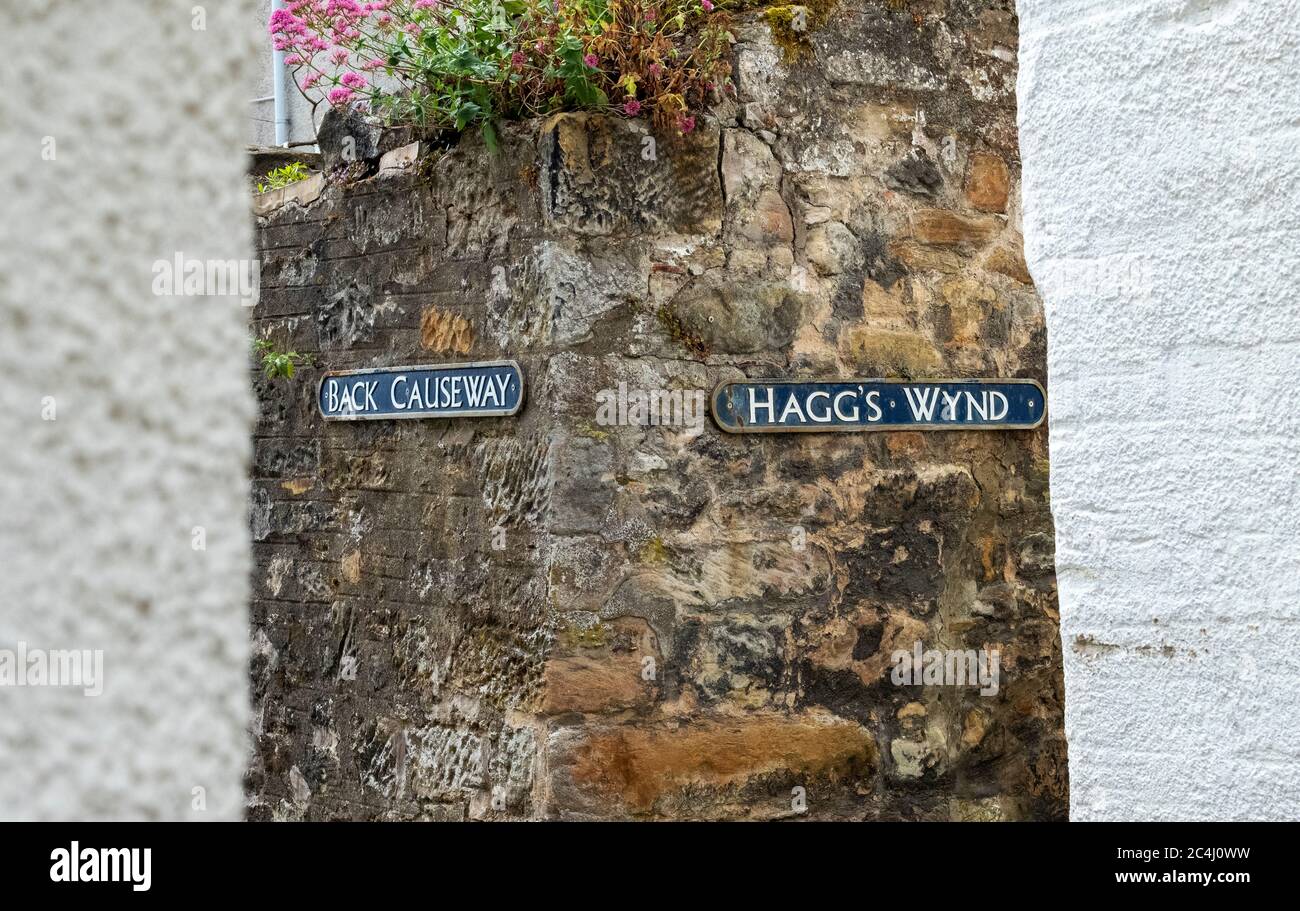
669 274 805 353
316 106 385 171
841 327 944 376
378 140 421 177
539 655 653 715
539 112 722 237
806 221 861 275
966 150 1011 213
885 150 944 197
249 0 1065 821
252 172 325 216
548 715 878 817
908 209 1001 248
539 617 659 715
984 244 1034 285
721 129 793 249
419 305 473 353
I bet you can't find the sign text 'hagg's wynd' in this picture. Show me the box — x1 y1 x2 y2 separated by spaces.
711 379 1045 433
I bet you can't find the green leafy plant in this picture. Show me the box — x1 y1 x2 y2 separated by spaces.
257 161 311 193
253 338 314 380
270 0 734 143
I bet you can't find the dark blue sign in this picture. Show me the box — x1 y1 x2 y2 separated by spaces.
711 379 1045 433
318 360 524 421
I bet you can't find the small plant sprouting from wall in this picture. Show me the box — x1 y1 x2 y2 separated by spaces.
253 338 314 380
269 0 734 145
257 161 311 193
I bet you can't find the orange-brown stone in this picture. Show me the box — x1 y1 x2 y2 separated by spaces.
565 716 878 812
966 151 1011 213
908 209 1000 248
539 654 654 715
419 305 473 353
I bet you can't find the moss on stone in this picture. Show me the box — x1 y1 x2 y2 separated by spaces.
638 537 669 565
762 0 840 62
576 420 610 442
656 303 711 357
560 622 608 650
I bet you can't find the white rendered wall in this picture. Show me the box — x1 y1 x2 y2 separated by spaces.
1018 0 1300 819
0 1 257 819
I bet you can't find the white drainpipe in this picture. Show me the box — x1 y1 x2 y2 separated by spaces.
271 0 289 146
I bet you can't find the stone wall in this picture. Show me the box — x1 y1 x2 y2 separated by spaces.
1018 0 1300 820
249 0 1067 820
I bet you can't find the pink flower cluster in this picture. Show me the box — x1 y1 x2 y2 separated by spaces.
268 0 726 133
269 0 409 108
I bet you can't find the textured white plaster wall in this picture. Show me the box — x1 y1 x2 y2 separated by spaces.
0 1 257 819
1018 0 1300 819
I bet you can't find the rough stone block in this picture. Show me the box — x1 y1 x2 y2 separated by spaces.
539 112 722 237
966 151 1011 213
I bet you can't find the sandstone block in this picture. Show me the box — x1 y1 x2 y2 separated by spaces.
549 715 878 815
966 151 1011 213
908 209 1000 248
805 221 860 274
419 305 473 353
983 245 1034 284
252 172 325 216
378 140 420 177
842 327 944 376
539 655 654 715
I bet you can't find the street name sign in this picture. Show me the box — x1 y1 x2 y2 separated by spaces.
711 378 1045 433
318 360 524 421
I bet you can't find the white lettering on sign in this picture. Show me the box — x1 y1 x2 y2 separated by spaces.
713 379 1044 433
319 362 524 421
